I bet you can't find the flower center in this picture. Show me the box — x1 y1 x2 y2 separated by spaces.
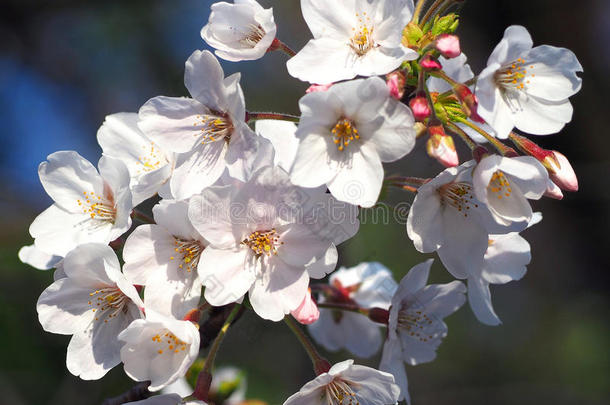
136 142 166 174
350 12 375 56
170 238 205 272
89 287 128 323
332 118 360 151
242 229 283 257
495 58 536 111
239 23 266 48
326 378 359 405
438 182 478 217
77 189 116 222
397 306 436 343
488 171 512 200
151 330 188 355
194 113 233 144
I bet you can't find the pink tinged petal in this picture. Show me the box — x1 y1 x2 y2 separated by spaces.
199 247 255 306
170 140 228 200
488 25 533 66
468 275 501 326
340 311 383 358
38 150 103 213
132 164 173 206
418 281 467 319
549 151 578 191
123 225 172 285
19 244 62 270
144 264 202 319
30 204 113 257
138 96 210 153
152 199 199 240
289 133 336 188
380 337 410 403
522 45 582 101
287 37 356 84
291 291 320 325
248 258 310 321
184 50 229 111
476 75 516 140
545 179 564 200
98 155 133 236
222 72 247 123
353 46 412 77
327 143 384 208
437 208 488 279
483 233 530 284
225 124 268 182
406 191 443 253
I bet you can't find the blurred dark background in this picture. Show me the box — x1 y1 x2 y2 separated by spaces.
0 0 608 404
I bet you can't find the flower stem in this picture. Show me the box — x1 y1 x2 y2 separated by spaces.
455 118 515 156
246 111 300 124
268 38 296 57
445 121 477 150
130 209 154 224
316 302 368 316
193 304 242 401
413 0 429 23
284 316 330 375
421 0 448 26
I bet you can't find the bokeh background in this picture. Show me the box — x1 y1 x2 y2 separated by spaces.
1 0 608 404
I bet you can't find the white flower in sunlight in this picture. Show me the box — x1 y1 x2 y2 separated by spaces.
201 0 277 62
380 260 466 403
290 77 415 208
475 25 582 139
36 243 144 380
255 120 299 172
287 0 417 84
407 160 515 279
188 166 359 321
125 394 206 405
309 262 397 358
472 155 548 227
123 199 205 319
30 151 132 257
18 244 62 270
97 112 174 205
119 310 200 391
138 50 266 200
469 213 541 325
283 359 400 405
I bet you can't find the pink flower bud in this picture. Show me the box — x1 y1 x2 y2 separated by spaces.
435 34 461 58
547 151 578 192
306 83 333 93
409 94 431 121
291 290 319 325
544 179 564 200
452 83 485 123
426 126 458 167
420 54 442 70
386 71 406 100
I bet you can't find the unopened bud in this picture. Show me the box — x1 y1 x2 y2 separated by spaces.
306 83 333 93
427 126 458 167
544 180 564 200
546 151 578 192
409 93 431 121
368 307 390 324
420 54 442 70
386 70 406 100
431 13 460 35
452 83 484 123
435 34 461 58
291 290 320 325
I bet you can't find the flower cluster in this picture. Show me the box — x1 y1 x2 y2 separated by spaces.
20 0 581 404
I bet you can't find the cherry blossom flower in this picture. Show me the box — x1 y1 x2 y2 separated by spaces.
283 359 400 405
308 262 397 358
188 166 359 321
119 310 200 391
201 0 276 62
472 155 548 227
476 25 583 139
138 50 265 199
286 0 418 84
380 260 466 403
407 161 511 279
290 77 415 207
468 213 541 325
97 112 174 205
30 151 132 257
36 243 144 379
125 394 206 405
123 199 206 318
254 120 299 172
